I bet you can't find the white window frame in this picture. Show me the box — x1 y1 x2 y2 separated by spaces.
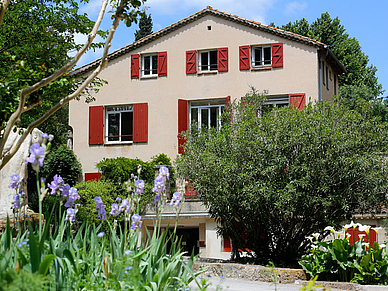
141 54 158 77
258 96 289 117
105 105 133 144
252 46 271 67
189 100 225 130
199 50 218 72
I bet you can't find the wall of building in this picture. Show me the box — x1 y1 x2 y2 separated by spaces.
69 14 321 174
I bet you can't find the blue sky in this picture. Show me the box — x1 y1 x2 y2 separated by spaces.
77 0 387 97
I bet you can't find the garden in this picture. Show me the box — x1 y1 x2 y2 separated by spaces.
1 137 206 290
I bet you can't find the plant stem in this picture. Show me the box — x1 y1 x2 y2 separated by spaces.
37 172 42 240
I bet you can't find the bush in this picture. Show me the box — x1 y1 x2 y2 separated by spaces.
74 180 124 231
176 89 388 266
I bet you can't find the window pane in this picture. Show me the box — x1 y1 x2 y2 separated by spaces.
201 52 208 71
191 107 198 126
121 112 133 141
152 55 158 75
144 56 150 75
210 51 218 71
108 113 120 141
264 47 271 65
210 107 218 128
201 108 209 128
254 47 262 66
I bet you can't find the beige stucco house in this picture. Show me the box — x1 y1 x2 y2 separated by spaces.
70 7 346 259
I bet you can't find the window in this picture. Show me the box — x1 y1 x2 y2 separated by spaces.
131 52 167 79
199 50 218 72
239 43 283 70
252 46 271 67
106 105 133 143
142 54 158 77
190 100 225 129
186 48 228 74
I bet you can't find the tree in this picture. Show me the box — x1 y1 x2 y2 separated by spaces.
0 0 146 170
274 13 384 100
134 12 153 41
176 90 388 266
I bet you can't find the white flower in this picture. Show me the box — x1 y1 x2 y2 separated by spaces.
359 224 371 234
312 233 320 240
324 226 335 234
346 233 351 239
344 221 360 231
379 243 386 249
305 236 313 242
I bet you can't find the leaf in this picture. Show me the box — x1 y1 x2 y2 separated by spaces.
39 254 56 275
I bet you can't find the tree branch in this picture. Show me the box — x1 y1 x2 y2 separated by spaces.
0 0 10 26
0 0 126 170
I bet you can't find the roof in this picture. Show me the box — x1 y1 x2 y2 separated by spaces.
73 6 346 75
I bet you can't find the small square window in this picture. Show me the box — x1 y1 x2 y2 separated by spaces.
142 54 158 77
199 50 218 72
252 46 271 67
106 105 133 143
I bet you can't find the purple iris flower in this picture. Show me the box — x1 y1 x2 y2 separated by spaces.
169 192 181 207
9 174 20 189
153 174 164 192
159 166 169 180
13 193 21 209
94 196 106 221
61 184 71 198
64 208 76 222
131 214 141 222
135 180 145 194
97 232 105 238
153 194 161 205
26 143 45 172
64 187 80 208
48 174 64 194
41 133 49 140
109 203 121 216
120 199 130 213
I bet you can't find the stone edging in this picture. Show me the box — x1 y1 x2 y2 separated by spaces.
192 262 388 291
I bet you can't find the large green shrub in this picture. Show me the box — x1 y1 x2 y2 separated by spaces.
176 89 388 266
74 180 125 231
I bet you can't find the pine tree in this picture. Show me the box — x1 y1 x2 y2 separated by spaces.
135 13 153 41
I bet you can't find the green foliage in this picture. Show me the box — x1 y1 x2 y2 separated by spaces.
96 153 175 191
300 234 388 284
0 269 52 291
74 180 124 231
41 145 82 186
176 89 388 266
276 12 383 99
0 0 108 133
135 13 153 41
28 145 82 213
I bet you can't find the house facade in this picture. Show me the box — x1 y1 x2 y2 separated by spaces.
69 7 346 259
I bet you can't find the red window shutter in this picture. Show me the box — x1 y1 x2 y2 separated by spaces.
131 54 140 79
223 237 232 252
289 93 306 110
85 172 101 182
185 181 198 198
158 51 167 76
346 227 377 247
218 47 228 72
178 99 188 154
89 106 104 145
239 45 250 70
226 96 231 107
186 50 197 74
272 43 283 68
133 103 148 142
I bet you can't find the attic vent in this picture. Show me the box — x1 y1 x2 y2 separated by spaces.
207 25 211 30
